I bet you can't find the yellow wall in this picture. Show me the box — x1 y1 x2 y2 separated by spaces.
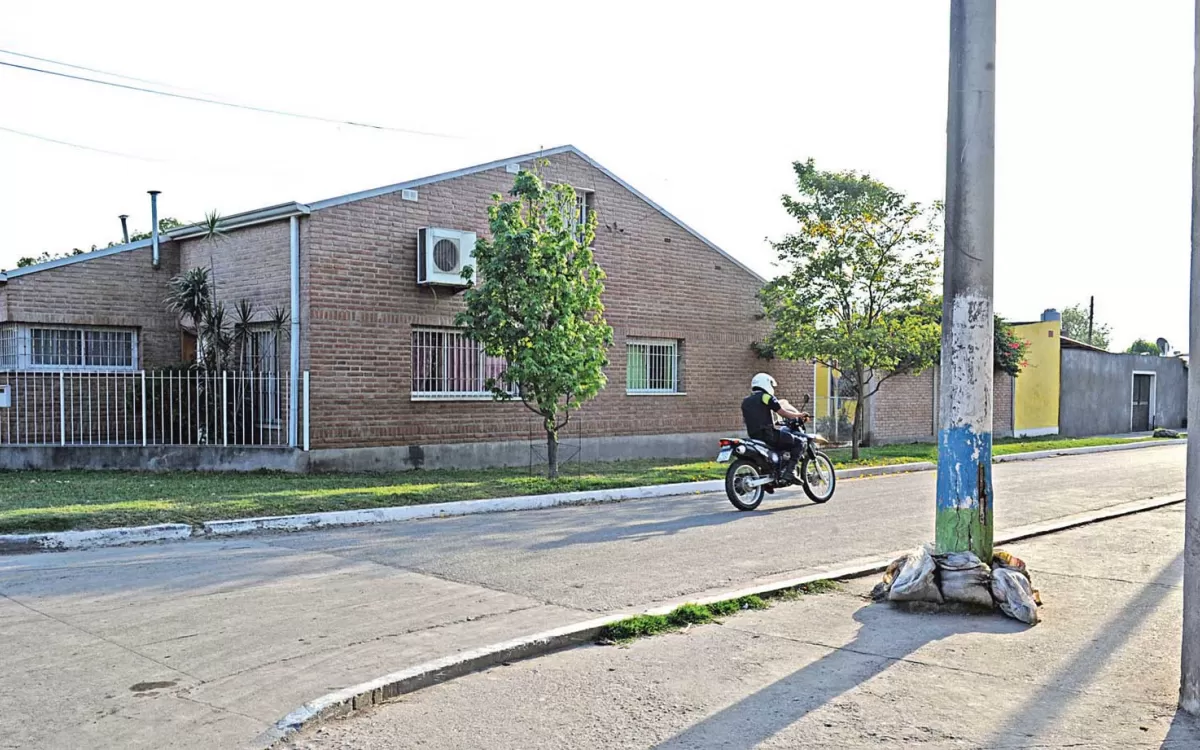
1011 320 1061 436
813 363 855 421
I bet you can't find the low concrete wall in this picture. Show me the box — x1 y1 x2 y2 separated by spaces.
1060 351 1188 437
0 446 307 472
307 431 734 472
2 431 738 473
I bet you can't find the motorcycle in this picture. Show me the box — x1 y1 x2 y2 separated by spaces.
715 394 837 511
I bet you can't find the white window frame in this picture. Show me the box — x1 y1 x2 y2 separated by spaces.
410 327 510 401
1130 370 1158 432
0 323 139 372
626 339 683 395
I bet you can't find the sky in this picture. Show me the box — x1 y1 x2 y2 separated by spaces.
1 0 1193 353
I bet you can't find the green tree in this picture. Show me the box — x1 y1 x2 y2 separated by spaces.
16 248 87 267
456 169 613 479
909 296 1030 378
1127 338 1161 356
760 159 942 459
127 217 187 243
1060 302 1111 350
10 217 190 270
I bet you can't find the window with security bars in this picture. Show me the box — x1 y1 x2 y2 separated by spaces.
411 328 508 399
0 326 16 370
17 326 137 370
626 340 682 394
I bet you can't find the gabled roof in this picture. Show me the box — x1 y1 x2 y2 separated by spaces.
2 145 762 284
309 144 763 281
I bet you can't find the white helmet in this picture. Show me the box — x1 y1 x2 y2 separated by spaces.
751 373 777 396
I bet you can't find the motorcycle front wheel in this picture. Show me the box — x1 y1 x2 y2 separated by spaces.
725 459 766 511
801 451 837 503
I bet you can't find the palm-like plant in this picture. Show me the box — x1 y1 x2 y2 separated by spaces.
232 299 257 370
166 267 212 335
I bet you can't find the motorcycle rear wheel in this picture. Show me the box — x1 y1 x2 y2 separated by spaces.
725 459 766 511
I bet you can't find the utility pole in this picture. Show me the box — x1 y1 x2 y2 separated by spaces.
1180 0 1200 716
1088 295 1095 345
936 0 996 563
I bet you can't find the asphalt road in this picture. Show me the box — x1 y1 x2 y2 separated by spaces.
265 445 1188 611
0 444 1185 749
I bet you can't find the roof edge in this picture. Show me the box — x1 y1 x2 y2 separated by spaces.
166 202 310 241
308 144 766 284
5 202 311 280
3 239 154 279
307 146 578 211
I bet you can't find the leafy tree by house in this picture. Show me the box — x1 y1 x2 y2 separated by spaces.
9 217 190 270
456 169 613 479
1060 302 1111 350
1127 338 1161 356
759 159 942 459
127 217 187 243
15 248 88 267
908 296 1030 378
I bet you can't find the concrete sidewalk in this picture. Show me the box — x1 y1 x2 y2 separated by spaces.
287 505 1200 749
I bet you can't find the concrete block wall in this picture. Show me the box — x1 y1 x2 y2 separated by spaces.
1060 350 1188 436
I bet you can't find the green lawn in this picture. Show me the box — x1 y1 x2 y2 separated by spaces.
0 435 1171 535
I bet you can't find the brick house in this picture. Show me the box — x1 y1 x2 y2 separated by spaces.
0 146 812 471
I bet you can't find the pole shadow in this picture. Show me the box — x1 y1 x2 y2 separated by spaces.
654 599 1026 749
979 551 1182 746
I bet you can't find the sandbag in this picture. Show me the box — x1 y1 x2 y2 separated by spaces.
871 555 907 602
888 545 943 604
936 551 994 608
992 567 1040 624
992 549 1029 578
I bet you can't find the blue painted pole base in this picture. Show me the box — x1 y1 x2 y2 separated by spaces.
935 425 994 561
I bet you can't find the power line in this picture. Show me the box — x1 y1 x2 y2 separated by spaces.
0 59 458 139
0 124 164 161
0 47 212 94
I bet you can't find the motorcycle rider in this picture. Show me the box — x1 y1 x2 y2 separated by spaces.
741 373 809 482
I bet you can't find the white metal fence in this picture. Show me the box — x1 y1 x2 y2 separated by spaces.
0 370 308 448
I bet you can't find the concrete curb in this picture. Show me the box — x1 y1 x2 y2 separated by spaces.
0 523 192 554
992 437 1186 464
0 438 1182 554
254 491 1186 748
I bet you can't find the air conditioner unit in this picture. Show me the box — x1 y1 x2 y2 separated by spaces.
417 227 476 288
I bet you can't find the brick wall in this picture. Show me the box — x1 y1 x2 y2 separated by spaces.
870 367 1016 444
0 245 181 367
870 369 936 443
178 222 292 321
302 151 811 449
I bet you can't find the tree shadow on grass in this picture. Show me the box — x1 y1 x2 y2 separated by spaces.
654 598 1026 749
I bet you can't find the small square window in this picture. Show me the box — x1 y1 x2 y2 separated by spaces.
626 340 682 394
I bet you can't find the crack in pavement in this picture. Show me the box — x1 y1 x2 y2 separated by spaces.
0 589 201 682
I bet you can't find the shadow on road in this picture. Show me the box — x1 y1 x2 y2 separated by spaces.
980 552 1183 747
528 501 818 551
654 599 1026 749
